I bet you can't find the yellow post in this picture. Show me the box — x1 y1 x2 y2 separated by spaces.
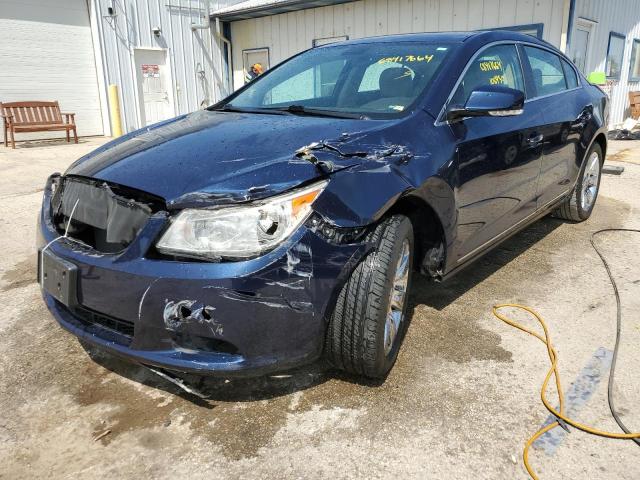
107 84 123 138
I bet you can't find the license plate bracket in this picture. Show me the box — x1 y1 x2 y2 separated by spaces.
38 249 78 307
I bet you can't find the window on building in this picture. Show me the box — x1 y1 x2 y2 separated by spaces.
524 46 567 97
630 39 640 82
452 44 525 105
606 32 626 80
243 48 270 84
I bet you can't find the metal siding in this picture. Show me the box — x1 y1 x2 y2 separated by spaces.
96 0 229 133
572 0 640 126
0 0 104 140
230 0 567 90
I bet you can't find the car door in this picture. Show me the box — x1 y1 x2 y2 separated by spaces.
448 44 545 263
521 45 589 207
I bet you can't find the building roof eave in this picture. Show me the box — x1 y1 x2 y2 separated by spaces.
211 0 355 22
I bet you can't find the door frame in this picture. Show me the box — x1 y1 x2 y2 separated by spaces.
132 47 176 127
572 18 598 74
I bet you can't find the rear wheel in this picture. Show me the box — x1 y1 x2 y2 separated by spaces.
553 143 603 222
325 215 414 379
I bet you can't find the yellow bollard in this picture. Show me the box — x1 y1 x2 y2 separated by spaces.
108 84 123 138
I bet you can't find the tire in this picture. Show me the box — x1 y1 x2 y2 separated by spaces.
325 214 414 379
553 143 603 222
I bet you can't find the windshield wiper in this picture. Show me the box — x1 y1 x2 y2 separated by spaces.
270 105 368 120
211 103 290 115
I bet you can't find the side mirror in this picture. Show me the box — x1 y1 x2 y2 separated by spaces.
447 85 525 122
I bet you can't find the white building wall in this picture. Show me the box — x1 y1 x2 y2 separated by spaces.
570 0 640 126
94 0 230 134
230 0 569 90
0 0 104 140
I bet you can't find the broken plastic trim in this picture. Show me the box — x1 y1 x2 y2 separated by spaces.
51 176 163 252
305 212 368 244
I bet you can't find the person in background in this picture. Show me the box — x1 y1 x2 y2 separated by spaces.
245 63 264 83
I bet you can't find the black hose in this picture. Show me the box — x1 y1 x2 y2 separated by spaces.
590 228 640 447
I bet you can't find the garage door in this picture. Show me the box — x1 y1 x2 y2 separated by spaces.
0 0 103 141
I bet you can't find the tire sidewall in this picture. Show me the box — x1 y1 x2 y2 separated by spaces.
575 143 603 220
372 217 414 376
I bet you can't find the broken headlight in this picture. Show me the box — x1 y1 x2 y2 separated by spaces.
156 181 327 260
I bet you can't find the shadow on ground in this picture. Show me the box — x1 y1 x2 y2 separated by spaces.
80 216 564 405
4 138 90 149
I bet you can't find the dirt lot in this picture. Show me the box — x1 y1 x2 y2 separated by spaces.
1 137 639 479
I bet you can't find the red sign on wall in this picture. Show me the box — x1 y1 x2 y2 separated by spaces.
141 64 160 78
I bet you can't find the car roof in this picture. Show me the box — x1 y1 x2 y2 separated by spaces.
320 30 554 50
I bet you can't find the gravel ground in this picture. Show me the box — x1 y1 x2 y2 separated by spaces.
0 136 639 479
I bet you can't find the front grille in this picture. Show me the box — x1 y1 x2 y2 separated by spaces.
50 176 164 253
72 306 135 337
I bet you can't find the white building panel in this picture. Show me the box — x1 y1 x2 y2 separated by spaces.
93 0 230 134
230 0 569 90
0 0 104 140
571 0 640 125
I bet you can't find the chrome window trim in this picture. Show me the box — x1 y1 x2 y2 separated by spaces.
435 39 584 126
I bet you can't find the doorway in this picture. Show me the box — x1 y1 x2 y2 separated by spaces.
570 19 596 74
133 48 175 126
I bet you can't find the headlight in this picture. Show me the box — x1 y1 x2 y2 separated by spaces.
156 181 327 260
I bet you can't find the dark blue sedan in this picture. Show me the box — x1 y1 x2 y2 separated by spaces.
38 30 608 379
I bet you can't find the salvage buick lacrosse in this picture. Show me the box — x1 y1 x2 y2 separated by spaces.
39 31 608 379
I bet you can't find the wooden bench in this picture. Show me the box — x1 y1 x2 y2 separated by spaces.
1 101 78 149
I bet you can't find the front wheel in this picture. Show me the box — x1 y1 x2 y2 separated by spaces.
325 215 414 379
553 143 603 222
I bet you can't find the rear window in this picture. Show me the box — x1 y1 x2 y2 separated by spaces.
561 59 579 89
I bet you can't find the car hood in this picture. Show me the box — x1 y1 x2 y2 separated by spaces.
66 110 392 209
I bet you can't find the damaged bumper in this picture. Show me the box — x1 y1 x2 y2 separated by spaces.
38 176 367 376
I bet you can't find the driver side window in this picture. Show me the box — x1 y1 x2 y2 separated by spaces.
452 44 525 105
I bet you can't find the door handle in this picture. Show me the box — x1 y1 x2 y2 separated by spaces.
527 134 544 146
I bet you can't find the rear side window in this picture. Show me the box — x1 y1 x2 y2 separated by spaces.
561 59 579 89
524 46 567 97
452 44 525 105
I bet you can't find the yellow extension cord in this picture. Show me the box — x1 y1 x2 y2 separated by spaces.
492 304 640 480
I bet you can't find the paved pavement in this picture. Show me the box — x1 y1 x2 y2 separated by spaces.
1 136 639 479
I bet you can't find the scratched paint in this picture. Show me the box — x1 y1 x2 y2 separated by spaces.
534 347 613 455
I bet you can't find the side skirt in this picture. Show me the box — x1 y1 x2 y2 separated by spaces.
438 190 571 283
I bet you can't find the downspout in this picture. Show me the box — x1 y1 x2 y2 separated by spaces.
565 0 577 52
559 0 574 52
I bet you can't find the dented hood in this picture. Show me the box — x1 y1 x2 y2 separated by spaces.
66 110 389 208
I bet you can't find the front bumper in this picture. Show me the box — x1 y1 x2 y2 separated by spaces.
38 176 368 376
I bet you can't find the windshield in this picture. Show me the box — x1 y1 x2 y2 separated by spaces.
223 42 456 118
